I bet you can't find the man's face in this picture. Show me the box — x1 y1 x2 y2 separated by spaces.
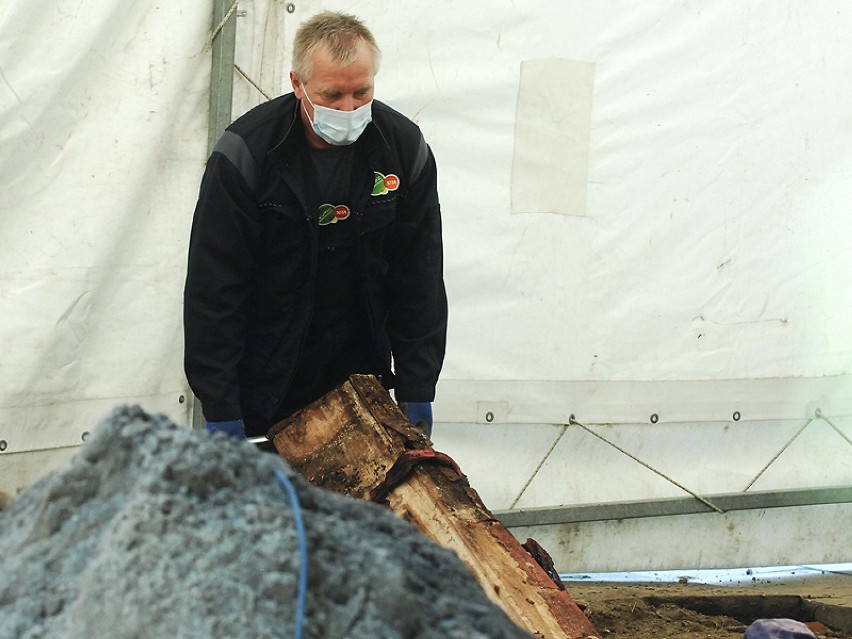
291 41 375 147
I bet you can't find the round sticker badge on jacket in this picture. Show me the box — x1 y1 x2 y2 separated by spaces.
372 172 400 196
318 203 351 226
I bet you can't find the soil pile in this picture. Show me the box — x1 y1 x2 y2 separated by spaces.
0 406 531 639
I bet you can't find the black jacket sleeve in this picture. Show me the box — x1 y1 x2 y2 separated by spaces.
385 136 448 402
183 141 262 421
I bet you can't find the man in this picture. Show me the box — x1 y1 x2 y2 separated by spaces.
183 11 447 439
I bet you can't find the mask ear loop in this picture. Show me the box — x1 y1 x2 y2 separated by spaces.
299 82 317 127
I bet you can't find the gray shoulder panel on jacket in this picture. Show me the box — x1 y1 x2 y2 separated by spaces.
412 134 429 181
213 130 258 193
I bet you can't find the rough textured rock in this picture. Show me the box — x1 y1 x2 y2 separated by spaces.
0 406 531 639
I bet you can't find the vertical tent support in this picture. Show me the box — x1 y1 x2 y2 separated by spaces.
208 0 237 154
191 0 238 431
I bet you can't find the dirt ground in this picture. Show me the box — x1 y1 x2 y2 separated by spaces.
563 573 852 639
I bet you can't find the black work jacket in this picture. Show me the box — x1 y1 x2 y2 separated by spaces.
183 94 447 421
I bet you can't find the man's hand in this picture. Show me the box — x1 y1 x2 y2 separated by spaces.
399 402 433 437
205 419 245 440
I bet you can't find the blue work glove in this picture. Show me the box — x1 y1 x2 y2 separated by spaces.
400 402 433 437
205 419 245 440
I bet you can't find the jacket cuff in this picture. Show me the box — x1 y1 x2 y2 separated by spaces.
199 399 243 423
393 381 436 404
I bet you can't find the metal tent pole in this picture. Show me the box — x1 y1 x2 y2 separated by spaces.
207 0 238 154
495 486 852 527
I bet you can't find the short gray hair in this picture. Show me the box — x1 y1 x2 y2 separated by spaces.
291 11 381 82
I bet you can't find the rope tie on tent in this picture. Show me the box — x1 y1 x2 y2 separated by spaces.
207 0 241 48
508 409 850 515
509 424 568 509
817 408 852 447
568 416 726 514
742 418 811 491
235 64 273 101
743 409 851 492
206 2 274 103
207 1 274 102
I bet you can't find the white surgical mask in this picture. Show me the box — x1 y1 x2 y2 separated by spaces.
302 90 372 146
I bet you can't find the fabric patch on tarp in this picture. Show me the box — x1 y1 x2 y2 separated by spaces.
511 58 596 216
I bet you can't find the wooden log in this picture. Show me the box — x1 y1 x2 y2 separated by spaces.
268 374 599 639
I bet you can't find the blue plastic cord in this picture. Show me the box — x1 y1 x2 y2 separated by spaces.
274 468 308 639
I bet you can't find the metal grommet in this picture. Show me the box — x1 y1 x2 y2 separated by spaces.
650 413 659 424
286 3 296 13
732 411 741 421
485 411 494 423
0 440 7 452
81 431 90 442
178 395 186 404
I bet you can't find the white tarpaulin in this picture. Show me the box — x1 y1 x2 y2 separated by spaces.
2 0 850 570
1 2 210 453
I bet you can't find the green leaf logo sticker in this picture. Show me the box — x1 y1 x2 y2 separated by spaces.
371 172 400 196
318 203 351 226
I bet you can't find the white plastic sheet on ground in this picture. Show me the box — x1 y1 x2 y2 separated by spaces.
2 0 851 569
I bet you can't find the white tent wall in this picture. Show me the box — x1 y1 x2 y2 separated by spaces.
2 0 850 571
1 2 210 484
317 0 852 570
